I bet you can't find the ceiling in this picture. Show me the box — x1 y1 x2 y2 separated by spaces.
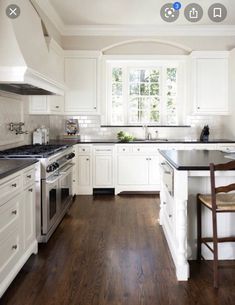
49 0 235 26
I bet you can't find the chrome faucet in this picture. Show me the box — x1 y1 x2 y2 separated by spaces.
143 124 151 140
9 122 28 135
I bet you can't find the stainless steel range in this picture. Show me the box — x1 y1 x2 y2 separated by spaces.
0 144 75 242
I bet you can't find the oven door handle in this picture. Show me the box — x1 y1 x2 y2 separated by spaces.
46 174 62 184
59 163 75 175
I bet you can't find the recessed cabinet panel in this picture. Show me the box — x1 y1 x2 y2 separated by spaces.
78 155 91 187
65 58 97 113
192 54 229 115
94 155 113 187
118 156 149 185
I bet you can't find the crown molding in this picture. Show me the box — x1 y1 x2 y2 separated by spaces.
35 1 235 37
62 25 235 37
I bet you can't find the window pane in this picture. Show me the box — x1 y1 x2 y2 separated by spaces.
112 68 122 82
149 69 160 82
150 83 159 96
129 70 140 82
129 83 140 95
112 83 122 96
139 70 149 82
140 83 149 95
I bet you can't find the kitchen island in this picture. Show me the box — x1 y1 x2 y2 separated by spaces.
159 150 235 281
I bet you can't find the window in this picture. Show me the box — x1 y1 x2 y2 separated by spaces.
108 61 180 125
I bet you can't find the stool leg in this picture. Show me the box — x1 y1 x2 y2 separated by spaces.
212 209 219 288
197 194 202 261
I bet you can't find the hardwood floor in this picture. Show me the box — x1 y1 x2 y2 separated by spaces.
1 195 235 305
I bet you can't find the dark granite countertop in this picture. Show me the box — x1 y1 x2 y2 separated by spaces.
0 159 38 180
159 150 234 170
49 139 235 145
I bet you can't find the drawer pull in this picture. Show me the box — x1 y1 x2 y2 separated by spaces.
28 188 33 192
82 149 85 151
55 106 59 109
27 175 32 178
163 202 166 205
86 158 89 161
169 214 172 218
12 245 18 250
11 183 17 188
12 210 17 215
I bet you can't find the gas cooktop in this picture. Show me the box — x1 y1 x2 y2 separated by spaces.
0 144 69 158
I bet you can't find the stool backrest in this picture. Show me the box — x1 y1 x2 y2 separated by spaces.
210 160 235 210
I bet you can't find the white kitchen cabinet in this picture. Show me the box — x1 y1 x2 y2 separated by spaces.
0 165 37 298
64 57 97 114
23 185 35 250
191 52 229 115
77 145 93 195
93 146 114 188
117 155 149 185
115 145 161 193
29 95 64 115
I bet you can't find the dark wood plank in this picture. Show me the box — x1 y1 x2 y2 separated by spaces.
1 195 235 305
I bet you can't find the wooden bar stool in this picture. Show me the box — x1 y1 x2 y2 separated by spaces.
197 160 235 288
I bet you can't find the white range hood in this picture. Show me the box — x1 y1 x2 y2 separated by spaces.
0 0 65 95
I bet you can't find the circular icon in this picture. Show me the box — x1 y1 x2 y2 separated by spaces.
160 3 180 23
184 3 203 23
208 3 227 23
173 2 182 11
6 4 20 19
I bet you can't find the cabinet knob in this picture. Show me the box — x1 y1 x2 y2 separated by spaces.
12 210 17 215
94 106 97 109
169 214 172 218
163 202 166 205
11 183 17 188
86 158 89 161
82 149 85 151
197 106 200 109
27 175 32 178
28 188 33 192
56 106 59 109
12 245 18 250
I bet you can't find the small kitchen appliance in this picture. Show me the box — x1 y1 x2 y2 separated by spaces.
33 126 49 144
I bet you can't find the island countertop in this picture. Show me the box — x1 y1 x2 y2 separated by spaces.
159 150 234 170
0 159 38 180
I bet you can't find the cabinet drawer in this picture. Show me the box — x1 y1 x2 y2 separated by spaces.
94 146 113 155
0 225 21 283
117 146 132 153
0 197 20 234
23 169 35 188
78 146 91 154
0 175 22 204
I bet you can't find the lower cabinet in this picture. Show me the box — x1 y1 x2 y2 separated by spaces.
93 146 114 188
0 165 37 298
77 147 92 194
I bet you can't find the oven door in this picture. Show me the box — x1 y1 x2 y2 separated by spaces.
59 163 74 213
41 174 61 235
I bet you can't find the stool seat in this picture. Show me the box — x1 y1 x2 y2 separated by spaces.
198 193 235 211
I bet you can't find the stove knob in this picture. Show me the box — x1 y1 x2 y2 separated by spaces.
53 162 59 169
66 153 75 160
46 164 54 173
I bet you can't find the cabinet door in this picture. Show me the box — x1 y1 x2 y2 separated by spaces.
148 156 160 185
65 58 97 113
23 186 35 250
94 155 113 187
29 96 48 114
78 155 91 187
49 96 64 114
193 57 228 114
117 156 149 185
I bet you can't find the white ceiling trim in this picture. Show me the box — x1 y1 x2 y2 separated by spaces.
36 1 235 37
62 25 235 37
101 39 192 53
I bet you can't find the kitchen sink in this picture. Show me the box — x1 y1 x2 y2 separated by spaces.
134 139 169 142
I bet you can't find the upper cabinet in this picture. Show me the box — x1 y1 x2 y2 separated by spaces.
64 53 100 114
191 51 229 115
29 95 64 115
